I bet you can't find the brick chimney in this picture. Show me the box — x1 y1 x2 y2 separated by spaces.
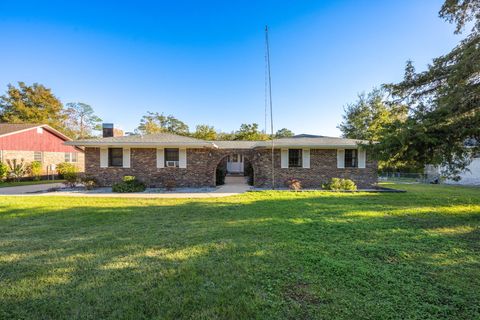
102 123 114 138
102 123 124 138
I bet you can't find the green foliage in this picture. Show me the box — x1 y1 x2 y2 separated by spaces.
323 178 357 191
372 32 480 179
338 88 407 142
193 124 217 140
137 112 189 135
28 161 42 181
81 176 99 190
275 128 294 138
352 1 480 179
112 176 146 193
0 163 8 181
234 123 269 141
56 162 78 187
216 131 236 140
216 167 226 185
439 0 480 34
56 162 78 176
6 158 27 182
63 102 102 139
0 82 66 131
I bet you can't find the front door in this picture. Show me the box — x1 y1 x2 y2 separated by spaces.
227 154 244 173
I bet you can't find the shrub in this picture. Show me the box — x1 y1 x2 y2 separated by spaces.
6 159 27 182
81 176 99 190
57 162 78 187
285 178 302 191
216 167 226 185
322 178 357 191
112 176 146 193
28 161 42 180
0 163 8 182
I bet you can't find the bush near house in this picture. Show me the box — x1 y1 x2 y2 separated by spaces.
80 176 99 190
0 163 8 181
28 161 42 181
6 159 27 182
216 167 226 185
285 178 302 191
56 162 79 187
112 176 146 193
323 178 357 191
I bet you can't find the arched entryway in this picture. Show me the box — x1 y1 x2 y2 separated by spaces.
215 153 255 186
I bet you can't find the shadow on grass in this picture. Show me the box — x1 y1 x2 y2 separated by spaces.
0 188 479 319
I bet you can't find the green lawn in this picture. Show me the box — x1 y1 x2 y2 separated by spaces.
0 179 64 188
0 184 479 319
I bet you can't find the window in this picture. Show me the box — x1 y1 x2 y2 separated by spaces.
164 148 179 167
108 148 123 167
288 149 302 168
34 151 43 163
345 149 358 168
65 152 79 163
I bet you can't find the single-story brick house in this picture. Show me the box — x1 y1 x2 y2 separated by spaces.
0 123 84 174
67 130 377 188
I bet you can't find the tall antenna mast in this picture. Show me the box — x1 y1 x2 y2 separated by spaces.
265 25 275 189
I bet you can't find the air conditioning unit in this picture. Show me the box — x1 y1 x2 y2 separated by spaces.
166 161 178 167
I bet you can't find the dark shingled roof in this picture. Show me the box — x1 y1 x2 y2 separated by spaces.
67 132 369 149
0 123 40 136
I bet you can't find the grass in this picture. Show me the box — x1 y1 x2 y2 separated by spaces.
0 179 64 188
0 183 479 319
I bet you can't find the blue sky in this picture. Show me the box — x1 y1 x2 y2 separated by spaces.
0 0 462 136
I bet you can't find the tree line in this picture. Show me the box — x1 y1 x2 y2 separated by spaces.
0 82 295 141
337 0 480 178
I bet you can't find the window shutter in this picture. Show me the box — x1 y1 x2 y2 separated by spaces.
179 148 187 168
337 149 345 168
156 148 164 168
358 149 366 168
123 148 131 168
281 149 288 168
100 148 108 168
302 149 310 168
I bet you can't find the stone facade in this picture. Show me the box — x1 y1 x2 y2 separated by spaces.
1 150 85 174
85 147 377 188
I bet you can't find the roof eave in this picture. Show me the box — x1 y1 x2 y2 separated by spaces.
65 141 217 148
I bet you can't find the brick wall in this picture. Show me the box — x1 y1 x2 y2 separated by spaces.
85 147 377 188
253 149 377 189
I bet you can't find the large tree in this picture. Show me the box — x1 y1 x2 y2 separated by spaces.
234 123 269 141
63 102 102 139
275 128 294 138
367 1 480 178
137 112 189 135
0 82 66 130
338 88 407 141
192 124 217 140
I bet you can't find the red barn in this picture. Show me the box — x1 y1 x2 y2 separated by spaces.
0 124 84 174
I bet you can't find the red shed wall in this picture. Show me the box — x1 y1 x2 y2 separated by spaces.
0 127 78 152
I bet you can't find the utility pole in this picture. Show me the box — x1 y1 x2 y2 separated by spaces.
265 25 275 189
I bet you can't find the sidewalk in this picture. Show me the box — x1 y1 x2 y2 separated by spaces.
0 183 64 195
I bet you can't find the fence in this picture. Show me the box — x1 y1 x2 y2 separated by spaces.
378 172 437 184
